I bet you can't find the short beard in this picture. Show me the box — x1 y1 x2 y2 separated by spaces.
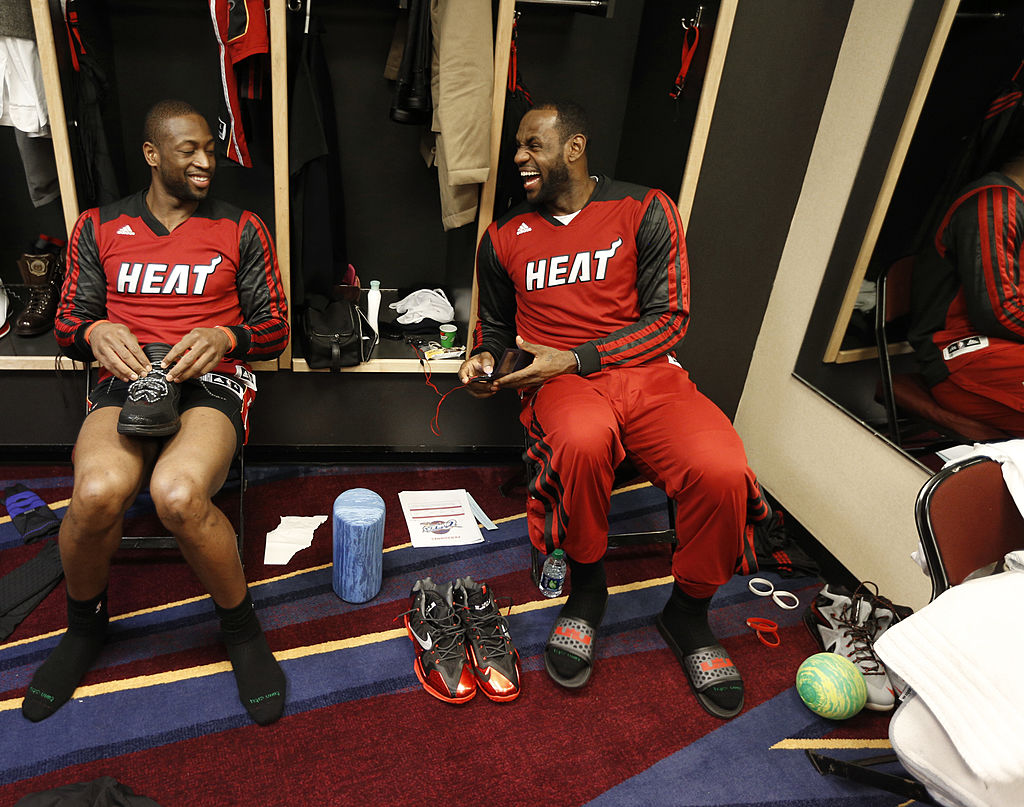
533 160 571 206
160 169 209 203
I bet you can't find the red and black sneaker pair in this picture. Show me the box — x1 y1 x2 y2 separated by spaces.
402 576 521 704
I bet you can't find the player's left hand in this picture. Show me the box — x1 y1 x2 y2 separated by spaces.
163 327 233 382
494 335 577 390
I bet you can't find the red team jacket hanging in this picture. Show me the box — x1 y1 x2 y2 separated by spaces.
209 0 269 167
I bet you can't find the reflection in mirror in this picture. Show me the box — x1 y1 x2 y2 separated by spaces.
794 2 1024 470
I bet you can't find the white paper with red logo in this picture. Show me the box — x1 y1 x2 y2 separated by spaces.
399 489 485 547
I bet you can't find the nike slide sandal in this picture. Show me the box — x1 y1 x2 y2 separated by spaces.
656 615 744 719
544 614 600 689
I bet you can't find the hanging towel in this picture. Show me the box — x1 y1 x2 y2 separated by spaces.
874 569 1024 784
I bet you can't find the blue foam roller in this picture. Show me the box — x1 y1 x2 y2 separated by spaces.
332 488 386 603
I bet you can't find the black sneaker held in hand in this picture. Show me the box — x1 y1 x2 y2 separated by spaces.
117 342 181 437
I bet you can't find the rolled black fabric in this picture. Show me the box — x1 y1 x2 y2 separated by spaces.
2 484 61 544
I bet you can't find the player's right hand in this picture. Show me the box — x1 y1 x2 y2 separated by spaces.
458 351 498 398
87 321 150 382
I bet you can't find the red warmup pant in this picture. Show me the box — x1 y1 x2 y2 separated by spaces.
520 361 761 599
931 345 1024 436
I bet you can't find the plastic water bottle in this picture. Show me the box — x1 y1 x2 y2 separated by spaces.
539 548 567 598
366 280 381 334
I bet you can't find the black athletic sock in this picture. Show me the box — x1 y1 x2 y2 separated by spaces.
22 589 108 722
217 590 286 726
660 583 742 712
548 557 607 680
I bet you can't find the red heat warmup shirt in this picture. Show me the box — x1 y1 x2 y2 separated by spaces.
909 172 1024 386
55 190 289 378
474 175 689 374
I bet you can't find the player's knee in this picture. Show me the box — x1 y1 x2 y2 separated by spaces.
149 473 208 530
551 421 616 466
71 472 137 525
678 455 748 502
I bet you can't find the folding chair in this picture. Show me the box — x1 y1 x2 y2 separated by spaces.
875 257 1010 451
807 452 1024 804
914 453 1024 598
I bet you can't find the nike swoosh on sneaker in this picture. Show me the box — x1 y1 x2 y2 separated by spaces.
410 627 433 650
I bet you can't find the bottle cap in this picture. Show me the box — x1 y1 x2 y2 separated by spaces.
370 280 380 290
552 549 565 558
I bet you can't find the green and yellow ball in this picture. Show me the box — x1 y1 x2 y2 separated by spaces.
796 652 867 720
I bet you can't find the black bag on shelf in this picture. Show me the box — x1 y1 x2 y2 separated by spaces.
301 294 375 370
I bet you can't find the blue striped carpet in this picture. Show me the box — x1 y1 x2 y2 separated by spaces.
0 463 904 806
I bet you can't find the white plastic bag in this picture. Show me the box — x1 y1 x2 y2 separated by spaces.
388 288 454 325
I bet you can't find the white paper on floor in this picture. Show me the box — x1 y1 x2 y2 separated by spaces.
263 515 328 565
398 489 485 547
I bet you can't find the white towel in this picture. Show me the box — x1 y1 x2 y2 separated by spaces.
874 570 1024 784
890 692 1023 807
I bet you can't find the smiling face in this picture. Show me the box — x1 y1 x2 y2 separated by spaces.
514 108 574 208
144 113 216 203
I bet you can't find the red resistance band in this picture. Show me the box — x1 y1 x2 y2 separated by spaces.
670 25 700 100
64 7 86 72
507 17 532 103
508 19 519 93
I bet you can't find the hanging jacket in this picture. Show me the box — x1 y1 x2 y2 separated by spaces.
388 0 492 231
421 0 493 231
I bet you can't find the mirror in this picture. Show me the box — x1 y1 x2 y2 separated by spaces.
793 2 1024 467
